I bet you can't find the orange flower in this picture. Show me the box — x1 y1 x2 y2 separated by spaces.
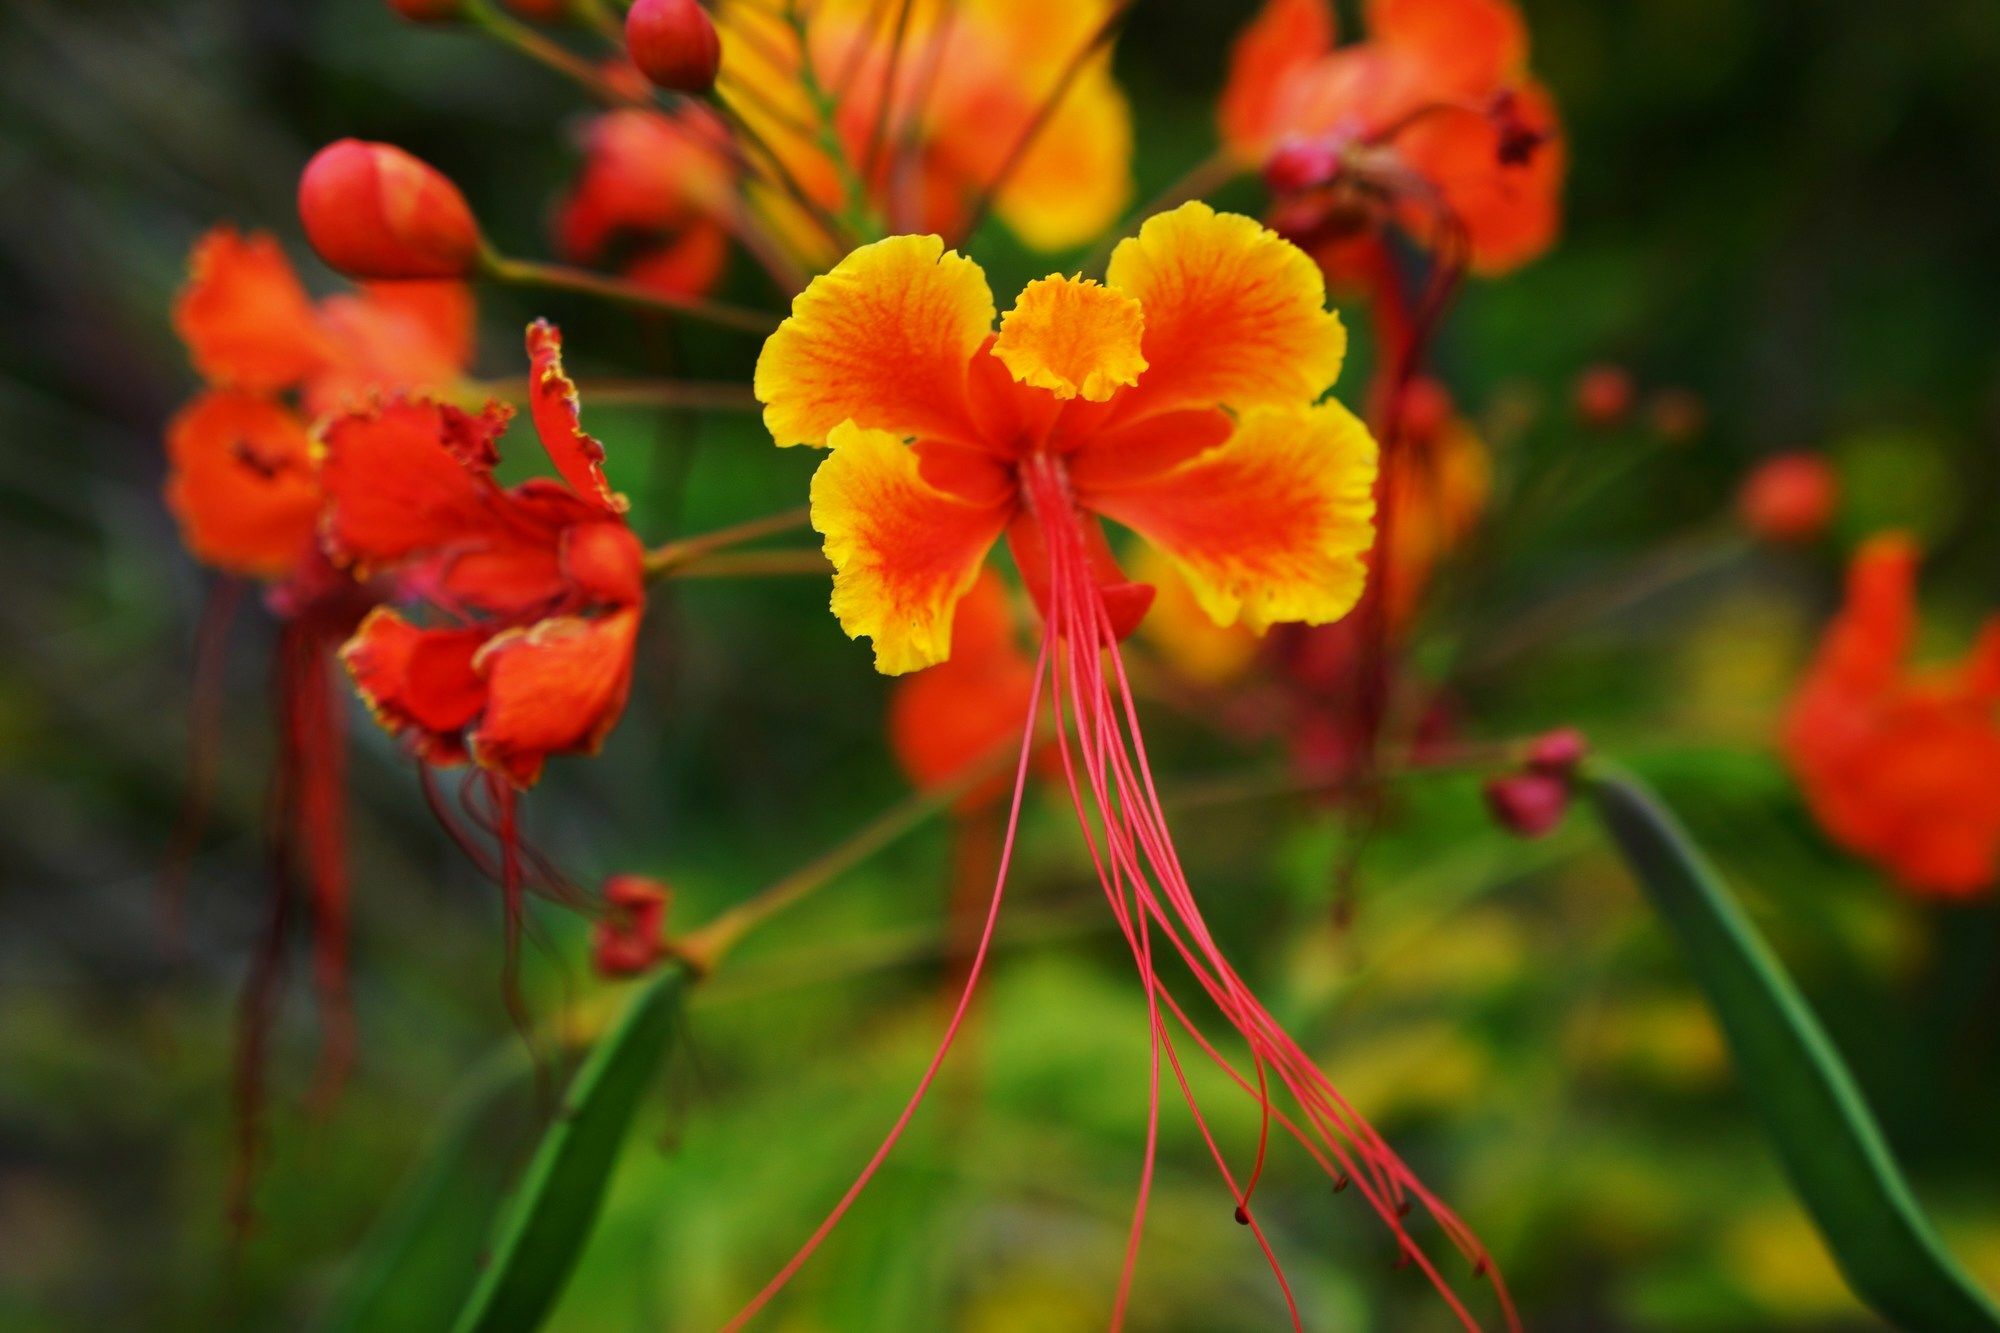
758 202 1376 675
556 107 738 300
322 321 644 790
1783 535 2000 898
715 0 1132 253
1221 0 1563 275
166 227 475 581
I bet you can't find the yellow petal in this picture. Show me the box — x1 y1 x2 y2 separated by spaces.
755 234 996 448
811 422 1013 674
992 274 1147 402
1106 201 1346 418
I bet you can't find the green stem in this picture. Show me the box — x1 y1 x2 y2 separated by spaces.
641 505 810 576
482 254 779 334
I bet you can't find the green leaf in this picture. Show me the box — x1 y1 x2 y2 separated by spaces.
1588 769 2000 1332
319 1054 538 1333
450 966 689 1333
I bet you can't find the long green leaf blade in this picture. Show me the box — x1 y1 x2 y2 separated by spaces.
1589 769 2000 1332
450 965 689 1333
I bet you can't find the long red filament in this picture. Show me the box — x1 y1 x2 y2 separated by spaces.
160 576 243 951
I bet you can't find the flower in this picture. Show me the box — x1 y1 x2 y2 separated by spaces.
742 204 1512 1330
555 107 738 299
593 875 673 977
321 321 645 790
758 201 1376 675
1221 0 1564 275
714 0 1132 253
1783 535 2000 898
1740 451 1838 544
626 0 722 94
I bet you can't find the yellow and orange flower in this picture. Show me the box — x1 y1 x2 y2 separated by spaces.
754 202 1378 675
1783 535 2000 898
1220 0 1564 275
166 226 474 581
715 0 1131 256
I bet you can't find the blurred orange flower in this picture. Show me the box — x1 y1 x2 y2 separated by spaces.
1783 535 2000 898
1740 451 1838 544
715 0 1132 253
555 106 738 299
322 321 645 789
1221 0 1563 275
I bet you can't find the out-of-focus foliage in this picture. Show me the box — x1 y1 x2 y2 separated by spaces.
2 1 1998 1329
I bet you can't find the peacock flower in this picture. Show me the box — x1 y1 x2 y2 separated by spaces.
555 106 739 300
1220 0 1563 276
740 202 1513 1331
321 320 644 792
1783 535 2000 899
714 0 1132 254
163 226 477 1097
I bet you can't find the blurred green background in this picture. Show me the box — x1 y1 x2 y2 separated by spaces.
3 0 1999 1328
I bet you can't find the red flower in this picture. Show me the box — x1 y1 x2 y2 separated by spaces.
322 321 645 789
555 107 737 300
1783 535 2000 898
593 875 673 977
1740 451 1838 544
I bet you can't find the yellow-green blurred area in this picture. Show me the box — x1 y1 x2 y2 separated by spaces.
4 0 2000 1329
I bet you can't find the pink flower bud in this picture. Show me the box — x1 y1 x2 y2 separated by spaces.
1525 726 1588 777
298 140 482 280
625 0 722 95
1264 135 1343 194
1484 772 1570 839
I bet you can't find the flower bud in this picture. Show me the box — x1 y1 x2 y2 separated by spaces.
1573 363 1635 431
1525 726 1588 777
298 140 482 280
385 0 467 20
1739 452 1837 544
1264 135 1343 194
1483 771 1570 839
625 0 722 95
592 875 671 977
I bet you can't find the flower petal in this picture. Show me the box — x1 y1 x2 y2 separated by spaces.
1084 401 1377 632
986 65 1134 252
1106 202 1347 419
164 391 322 580
318 398 515 573
526 319 626 512
471 607 642 788
992 275 1147 402
756 234 995 448
173 228 333 393
1218 0 1337 159
1396 85 1564 275
811 422 1013 674
1367 0 1525 98
341 608 490 767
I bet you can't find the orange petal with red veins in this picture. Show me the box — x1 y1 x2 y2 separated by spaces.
1106 202 1346 420
526 320 626 512
810 423 1013 675
341 608 492 766
992 275 1147 403
1218 0 1337 159
756 234 995 448
173 228 333 393
164 391 322 580
1062 408 1234 492
471 607 643 788
1084 401 1377 633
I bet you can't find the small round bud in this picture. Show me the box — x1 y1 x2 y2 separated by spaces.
1573 363 1635 431
592 875 671 978
1739 452 1838 544
1264 135 1342 194
625 0 722 95
1525 726 1588 777
1483 771 1570 839
298 140 482 280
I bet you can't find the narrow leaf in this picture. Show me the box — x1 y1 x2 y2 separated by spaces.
450 965 688 1333
1589 769 2000 1332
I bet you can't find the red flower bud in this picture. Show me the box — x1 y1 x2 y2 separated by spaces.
1739 452 1838 544
298 140 482 280
1484 772 1570 839
592 875 671 978
1264 135 1343 194
1573 364 1635 430
625 0 722 95
1525 726 1589 777
385 0 466 21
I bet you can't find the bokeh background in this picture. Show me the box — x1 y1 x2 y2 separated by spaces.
4 0 1999 1328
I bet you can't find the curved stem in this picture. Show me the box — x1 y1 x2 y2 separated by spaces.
464 0 635 104
661 549 829 579
642 505 810 576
